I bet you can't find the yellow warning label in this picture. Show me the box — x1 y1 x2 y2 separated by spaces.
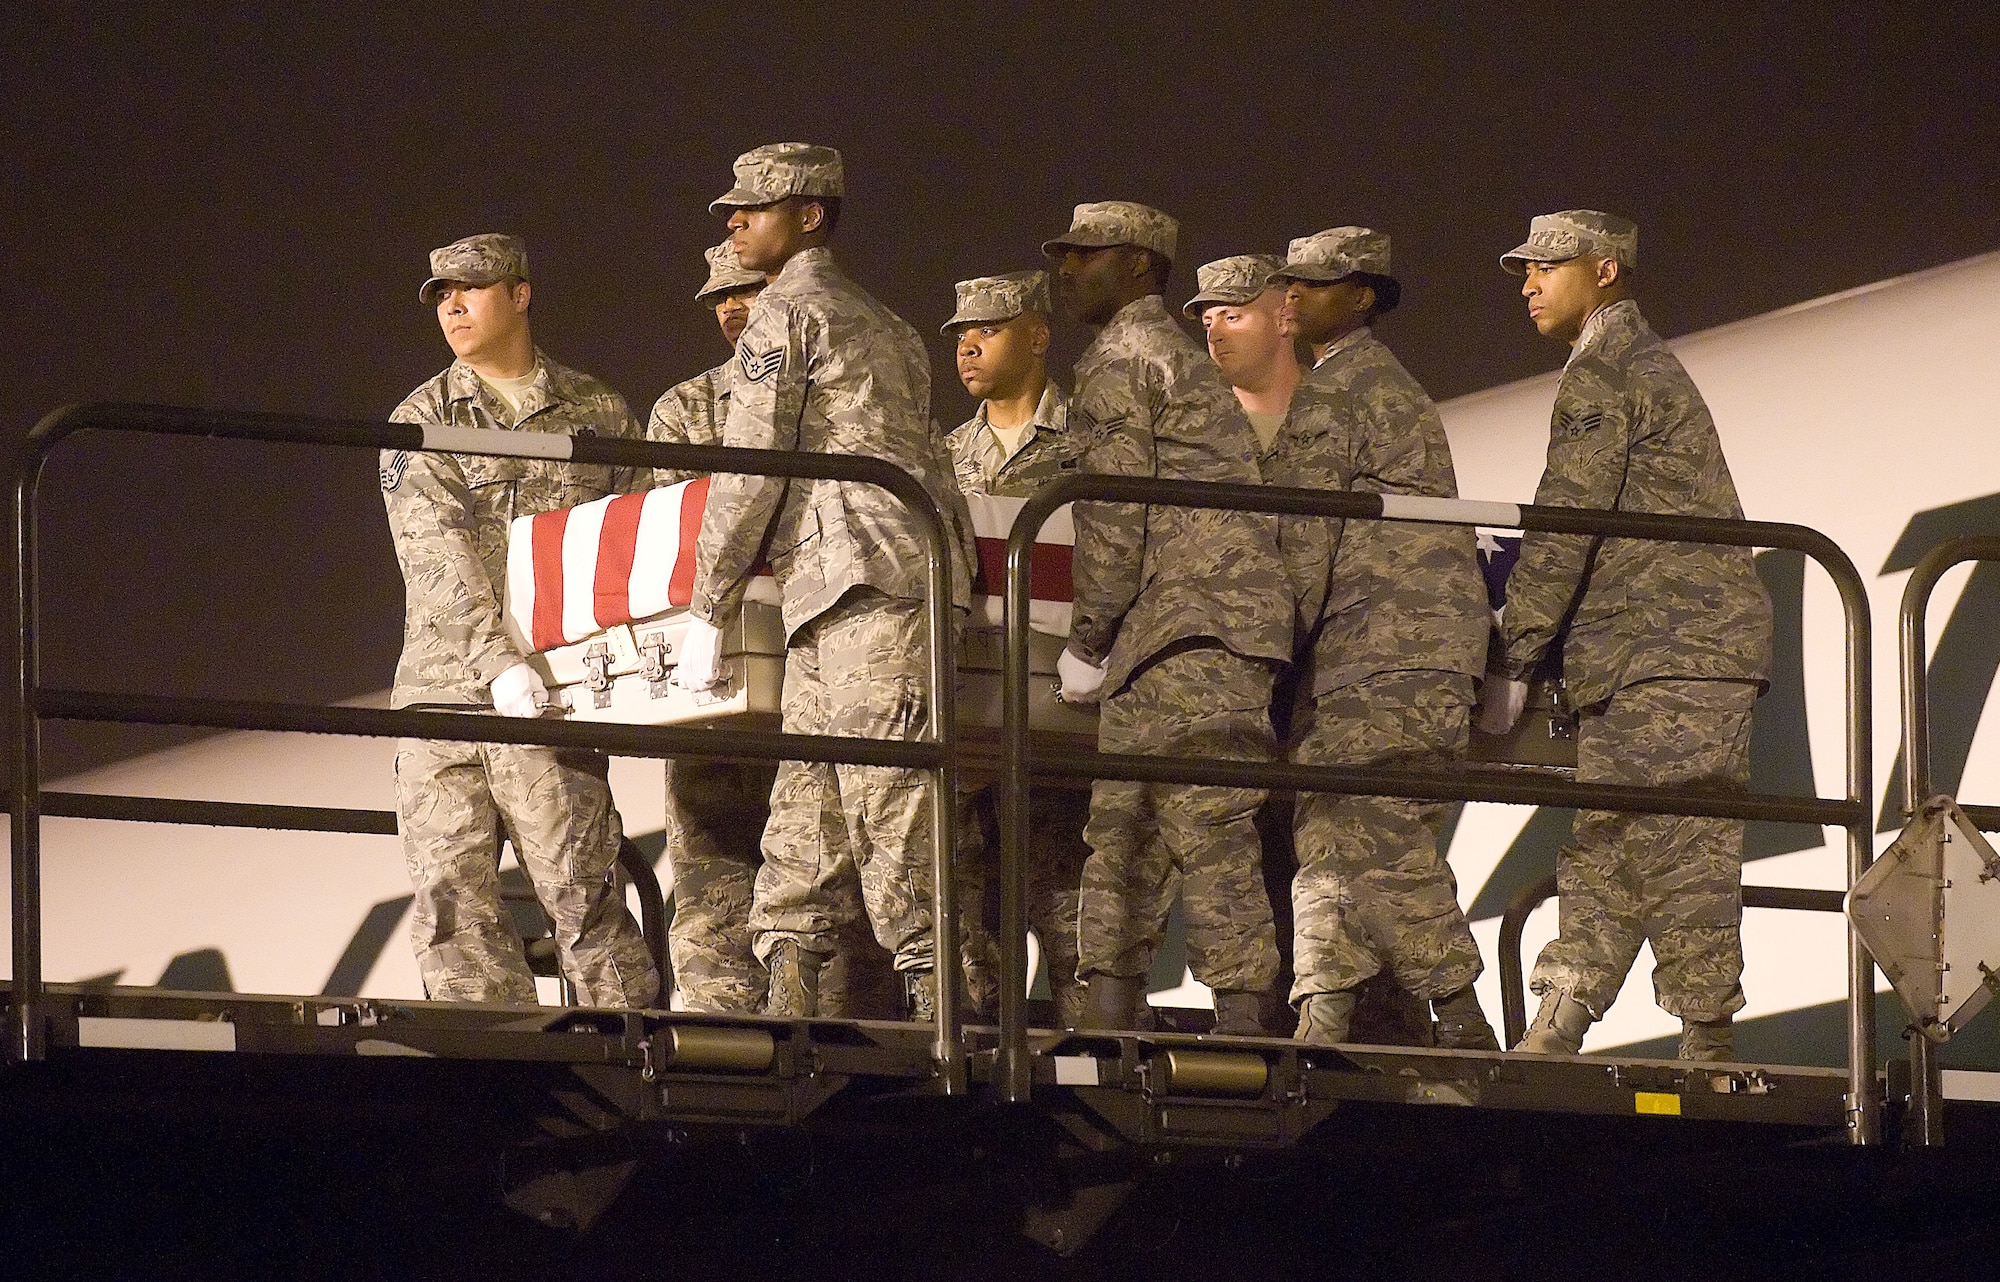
1634 1091 1682 1116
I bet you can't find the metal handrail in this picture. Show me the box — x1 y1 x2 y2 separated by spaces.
0 783 673 1010
7 402 963 1090
1893 535 2000 1145
998 475 1879 1146
1495 873 1845 1046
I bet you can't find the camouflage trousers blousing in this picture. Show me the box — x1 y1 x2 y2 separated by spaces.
1529 676 1758 1022
664 756 896 1015
1077 645 1281 994
394 736 659 1008
664 757 771 1012
1291 670 1483 1005
750 589 936 973
956 782 1091 1020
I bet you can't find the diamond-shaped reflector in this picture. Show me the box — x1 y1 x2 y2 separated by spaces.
1847 796 2000 1042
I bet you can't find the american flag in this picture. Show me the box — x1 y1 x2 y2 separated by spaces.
504 481 1083 656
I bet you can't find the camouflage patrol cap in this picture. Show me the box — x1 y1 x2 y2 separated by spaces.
1501 210 1639 275
940 270 1051 334
1181 254 1286 319
1041 201 1179 264
1269 227 1393 285
709 142 846 213
694 239 766 305
419 233 528 305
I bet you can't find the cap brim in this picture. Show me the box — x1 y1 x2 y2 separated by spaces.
1269 265 1359 286
695 273 766 305
1180 291 1259 319
708 187 775 214
1040 232 1131 257
420 273 505 305
1500 243 1572 275
940 309 1021 335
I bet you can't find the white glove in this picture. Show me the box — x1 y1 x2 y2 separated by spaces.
1476 676 1529 736
1057 647 1108 706
672 618 726 692
491 661 549 719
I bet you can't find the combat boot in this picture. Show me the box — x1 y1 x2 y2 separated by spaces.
766 941 823 1018
903 968 938 1023
1515 988 1592 1054
1075 973 1142 1031
1294 990 1358 1046
1431 985 1501 1051
1051 978 1088 1031
1210 991 1266 1037
1679 1016 1734 1062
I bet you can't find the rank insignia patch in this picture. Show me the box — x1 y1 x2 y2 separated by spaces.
1556 408 1605 440
739 346 784 382
1071 407 1128 449
380 450 411 492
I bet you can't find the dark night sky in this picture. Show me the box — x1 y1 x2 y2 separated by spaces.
5 5 1998 773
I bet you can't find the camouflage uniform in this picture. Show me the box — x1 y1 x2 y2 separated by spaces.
647 361 732 486
945 382 1075 496
1062 289 1293 996
940 287 1089 1016
1498 292 1774 1023
648 358 893 1014
689 241 968 975
383 334 658 1008
1266 320 1489 1005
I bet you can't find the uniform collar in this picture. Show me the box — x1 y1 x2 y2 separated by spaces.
971 378 1067 437
1312 325 1372 370
444 347 566 416
773 245 836 284
1567 298 1641 367
1100 292 1172 336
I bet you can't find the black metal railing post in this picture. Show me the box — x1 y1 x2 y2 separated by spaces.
996 476 1878 1144
6 403 961 1090
8 453 48 1062
1893 536 2000 1146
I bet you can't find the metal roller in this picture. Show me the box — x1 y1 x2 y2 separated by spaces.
1157 1049 1268 1097
657 1025 776 1073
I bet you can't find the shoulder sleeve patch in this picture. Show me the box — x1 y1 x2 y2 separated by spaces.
1555 407 1606 440
1070 405 1129 450
380 450 411 492
739 346 784 382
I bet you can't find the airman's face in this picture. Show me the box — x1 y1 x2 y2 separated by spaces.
434 278 530 363
1520 257 1610 343
953 312 1048 400
1278 277 1373 347
1201 287 1289 388
727 198 816 273
712 283 765 346
1054 244 1139 326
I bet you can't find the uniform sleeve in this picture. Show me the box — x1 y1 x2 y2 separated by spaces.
930 429 979 611
383 402 523 690
1289 475 1346 643
1500 379 1634 678
646 383 707 487
1350 385 1432 496
602 391 646 496
690 297 807 624
1066 362 1157 662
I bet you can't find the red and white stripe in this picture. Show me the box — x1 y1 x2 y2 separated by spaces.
504 477 716 654
504 482 1084 656
964 492 1075 636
